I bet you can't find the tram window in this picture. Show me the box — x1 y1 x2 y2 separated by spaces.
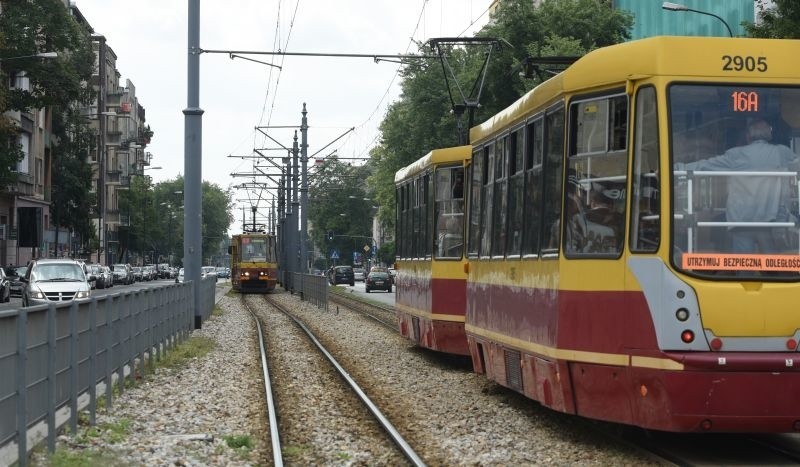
435 166 465 259
508 129 525 256
669 84 800 279
522 118 544 256
541 107 565 255
467 148 484 257
630 86 660 253
424 172 433 258
565 94 628 257
492 136 509 257
481 144 495 257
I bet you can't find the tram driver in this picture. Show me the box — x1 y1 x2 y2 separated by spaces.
674 118 798 254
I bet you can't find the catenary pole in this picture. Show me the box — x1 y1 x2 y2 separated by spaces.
185 0 204 328
300 104 309 274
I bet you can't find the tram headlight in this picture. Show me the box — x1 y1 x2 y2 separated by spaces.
243 271 250 277
675 308 690 322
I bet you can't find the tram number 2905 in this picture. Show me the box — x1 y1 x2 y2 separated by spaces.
721 55 768 72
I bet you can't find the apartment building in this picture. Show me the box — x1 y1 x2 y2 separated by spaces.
0 2 153 265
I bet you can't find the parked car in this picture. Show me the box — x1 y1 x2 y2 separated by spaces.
5 265 28 297
365 270 392 293
328 265 355 286
102 266 114 288
21 259 91 306
201 266 218 282
175 268 185 283
353 267 366 282
215 267 229 279
131 266 143 282
0 268 10 302
88 264 105 289
111 263 133 285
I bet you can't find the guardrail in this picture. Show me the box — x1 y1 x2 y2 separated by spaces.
0 278 216 467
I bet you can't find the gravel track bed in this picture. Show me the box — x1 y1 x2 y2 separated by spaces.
29 285 658 466
32 287 268 466
269 290 658 466
246 294 405 465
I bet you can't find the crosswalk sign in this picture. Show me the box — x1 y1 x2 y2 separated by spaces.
329 249 339 260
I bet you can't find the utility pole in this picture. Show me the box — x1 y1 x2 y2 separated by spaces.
185 0 204 328
300 103 309 274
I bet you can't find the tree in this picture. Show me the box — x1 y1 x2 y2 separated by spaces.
366 0 633 246
0 0 95 189
745 0 800 39
201 180 234 264
308 158 373 267
51 108 96 253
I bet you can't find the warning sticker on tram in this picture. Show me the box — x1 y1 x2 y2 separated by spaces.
682 253 800 271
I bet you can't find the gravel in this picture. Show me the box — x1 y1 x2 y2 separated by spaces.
31 285 657 466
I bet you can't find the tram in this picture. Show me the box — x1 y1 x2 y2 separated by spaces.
229 232 278 293
397 36 800 432
395 146 471 355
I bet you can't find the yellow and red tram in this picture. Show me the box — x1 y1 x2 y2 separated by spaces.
395 146 471 355
230 232 278 293
400 36 800 432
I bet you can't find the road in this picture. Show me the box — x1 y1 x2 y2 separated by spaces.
333 279 396 307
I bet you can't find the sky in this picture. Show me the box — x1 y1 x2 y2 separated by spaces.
72 0 493 235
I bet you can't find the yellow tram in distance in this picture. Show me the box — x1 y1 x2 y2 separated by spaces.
229 232 278 293
395 146 471 355
461 36 800 432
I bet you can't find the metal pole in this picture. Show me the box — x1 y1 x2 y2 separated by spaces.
300 104 309 274
185 0 204 328
292 131 300 275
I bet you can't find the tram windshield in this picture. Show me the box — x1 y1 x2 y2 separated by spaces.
669 84 800 279
241 237 269 262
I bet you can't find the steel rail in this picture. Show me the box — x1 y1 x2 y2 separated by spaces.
242 298 283 467
265 296 426 467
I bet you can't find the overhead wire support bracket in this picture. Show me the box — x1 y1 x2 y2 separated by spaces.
202 48 441 62
427 37 504 146
229 53 282 70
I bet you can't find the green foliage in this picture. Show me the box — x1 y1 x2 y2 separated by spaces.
308 159 374 266
0 0 95 192
156 336 215 369
365 0 634 253
51 108 96 245
223 434 254 450
118 176 231 266
744 0 800 38
46 448 123 467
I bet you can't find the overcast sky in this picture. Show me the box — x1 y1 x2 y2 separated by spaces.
73 0 492 234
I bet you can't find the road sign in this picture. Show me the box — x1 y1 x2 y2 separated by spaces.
329 249 339 260
363 244 370 253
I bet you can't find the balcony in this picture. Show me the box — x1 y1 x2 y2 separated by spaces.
106 169 121 185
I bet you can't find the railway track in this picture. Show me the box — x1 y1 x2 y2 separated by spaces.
328 289 397 330
242 294 425 465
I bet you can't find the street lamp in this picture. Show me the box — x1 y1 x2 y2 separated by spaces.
662 2 734 37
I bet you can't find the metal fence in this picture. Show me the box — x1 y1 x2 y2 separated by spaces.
289 273 328 311
0 279 216 467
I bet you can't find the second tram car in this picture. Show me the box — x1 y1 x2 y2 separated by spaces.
398 36 800 432
230 232 278 293
395 146 471 355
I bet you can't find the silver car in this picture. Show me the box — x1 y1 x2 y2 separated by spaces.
21 259 91 307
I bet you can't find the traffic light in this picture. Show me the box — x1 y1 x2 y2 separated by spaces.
327 230 334 240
